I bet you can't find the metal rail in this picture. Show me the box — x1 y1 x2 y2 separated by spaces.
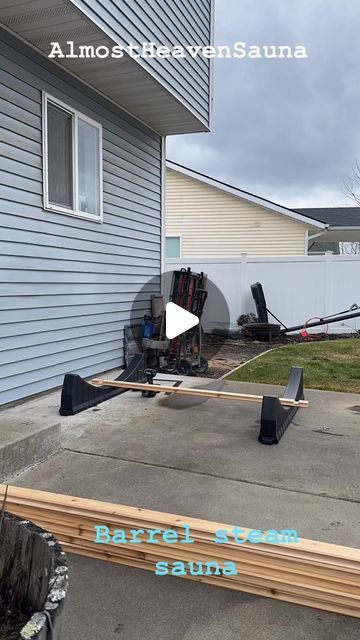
279 309 360 334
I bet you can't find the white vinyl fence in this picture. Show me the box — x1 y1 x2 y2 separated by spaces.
165 254 360 334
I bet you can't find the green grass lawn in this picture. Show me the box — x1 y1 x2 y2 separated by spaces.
226 339 360 393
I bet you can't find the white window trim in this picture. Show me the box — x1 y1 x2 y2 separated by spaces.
42 92 103 223
165 234 182 258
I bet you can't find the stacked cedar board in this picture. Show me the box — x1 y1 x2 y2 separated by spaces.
1 485 359 618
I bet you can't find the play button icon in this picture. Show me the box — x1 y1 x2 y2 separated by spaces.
165 302 199 340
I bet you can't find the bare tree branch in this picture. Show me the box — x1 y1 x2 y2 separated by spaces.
342 160 360 205
341 162 360 253
340 241 360 254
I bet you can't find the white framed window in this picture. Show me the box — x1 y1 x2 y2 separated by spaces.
165 235 182 258
43 93 103 222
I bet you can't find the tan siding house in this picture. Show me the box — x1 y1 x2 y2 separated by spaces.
166 164 326 257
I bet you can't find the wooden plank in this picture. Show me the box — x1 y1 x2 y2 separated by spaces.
1 486 356 562
1 485 359 618
91 378 309 408
60 544 360 618
7 505 359 581
19 520 360 600
8 516 360 596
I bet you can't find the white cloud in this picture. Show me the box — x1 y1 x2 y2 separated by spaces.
168 0 360 209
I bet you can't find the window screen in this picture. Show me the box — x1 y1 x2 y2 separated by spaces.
78 118 101 216
47 103 73 208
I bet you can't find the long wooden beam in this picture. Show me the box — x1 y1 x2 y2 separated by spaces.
91 379 309 409
1 486 358 618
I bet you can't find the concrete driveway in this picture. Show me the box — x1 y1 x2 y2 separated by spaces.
10 376 360 639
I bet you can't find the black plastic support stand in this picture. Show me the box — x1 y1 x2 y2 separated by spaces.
59 353 149 415
258 367 304 445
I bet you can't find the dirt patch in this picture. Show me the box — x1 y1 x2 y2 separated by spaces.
202 333 358 379
202 338 269 378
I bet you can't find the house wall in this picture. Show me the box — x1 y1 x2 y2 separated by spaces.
0 29 162 406
70 0 212 127
166 169 313 256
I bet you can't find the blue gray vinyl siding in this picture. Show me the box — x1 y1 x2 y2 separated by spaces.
70 0 212 126
0 29 162 406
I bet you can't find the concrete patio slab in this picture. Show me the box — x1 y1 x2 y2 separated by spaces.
14 448 360 546
59 378 360 502
0 414 60 480
63 555 360 640
5 375 360 639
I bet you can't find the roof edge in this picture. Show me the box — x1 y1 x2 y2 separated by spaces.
166 161 328 229
326 226 360 230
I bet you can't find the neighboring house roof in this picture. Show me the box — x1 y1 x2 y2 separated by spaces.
296 207 360 229
167 161 327 230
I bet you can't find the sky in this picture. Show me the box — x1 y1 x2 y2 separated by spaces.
167 0 360 208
